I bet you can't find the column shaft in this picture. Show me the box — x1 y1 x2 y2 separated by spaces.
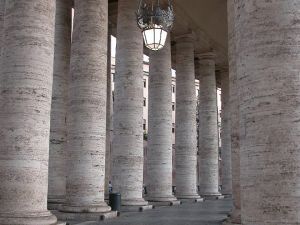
0 0 4 57
48 0 72 208
105 34 112 198
147 37 177 202
0 1 57 224
220 70 232 196
198 53 222 197
237 1 300 224
175 35 201 200
112 0 148 206
226 0 241 223
60 0 110 213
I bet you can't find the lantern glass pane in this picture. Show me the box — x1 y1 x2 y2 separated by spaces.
144 29 155 47
143 25 168 51
160 30 168 47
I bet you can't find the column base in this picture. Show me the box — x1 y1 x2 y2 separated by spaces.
146 196 177 202
149 200 181 207
201 193 224 200
59 203 111 213
147 195 180 206
53 210 117 223
48 197 65 210
176 193 203 202
121 204 154 212
121 198 149 206
0 211 57 225
222 194 232 199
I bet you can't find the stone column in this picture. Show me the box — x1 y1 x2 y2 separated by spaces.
0 1 57 224
48 0 72 209
146 36 178 205
236 1 300 224
220 69 232 196
105 34 112 198
60 0 110 214
111 0 148 207
197 52 222 199
175 34 202 201
225 1 241 224
0 0 4 57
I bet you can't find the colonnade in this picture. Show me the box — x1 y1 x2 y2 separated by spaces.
1 0 300 225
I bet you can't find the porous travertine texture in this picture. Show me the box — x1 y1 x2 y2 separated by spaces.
105 35 112 198
0 1 57 224
220 69 232 196
0 0 4 57
236 1 300 224
226 1 241 223
175 34 201 199
198 53 221 197
111 0 148 206
147 37 177 202
48 0 72 207
60 0 110 213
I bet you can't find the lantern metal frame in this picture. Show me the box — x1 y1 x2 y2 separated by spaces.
136 0 175 51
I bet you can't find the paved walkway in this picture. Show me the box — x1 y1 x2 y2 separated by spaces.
75 198 232 225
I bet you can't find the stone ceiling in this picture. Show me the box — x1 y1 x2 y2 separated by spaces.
108 0 228 74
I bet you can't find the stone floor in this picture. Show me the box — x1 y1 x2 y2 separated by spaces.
73 198 233 225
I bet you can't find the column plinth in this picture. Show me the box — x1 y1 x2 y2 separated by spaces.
197 52 222 199
174 34 202 201
0 1 57 224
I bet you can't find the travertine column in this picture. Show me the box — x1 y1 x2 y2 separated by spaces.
147 36 177 203
236 1 300 224
0 0 4 57
0 1 57 224
60 0 110 213
225 1 241 224
175 34 201 200
197 52 222 198
220 69 232 196
48 0 72 208
105 34 112 198
112 0 148 206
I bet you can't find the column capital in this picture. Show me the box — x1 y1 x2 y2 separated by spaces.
195 51 216 60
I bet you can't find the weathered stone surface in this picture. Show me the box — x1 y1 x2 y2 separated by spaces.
105 34 112 198
48 0 72 208
226 1 241 223
111 0 148 206
146 36 177 203
60 0 110 213
236 1 300 224
0 0 4 58
220 69 232 196
0 0 57 224
197 52 222 198
175 34 201 200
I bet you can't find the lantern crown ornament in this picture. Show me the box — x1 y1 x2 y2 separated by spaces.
136 0 175 51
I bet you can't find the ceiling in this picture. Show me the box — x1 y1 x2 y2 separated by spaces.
108 0 229 69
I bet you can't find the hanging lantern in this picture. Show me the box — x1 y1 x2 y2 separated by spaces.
136 0 175 51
